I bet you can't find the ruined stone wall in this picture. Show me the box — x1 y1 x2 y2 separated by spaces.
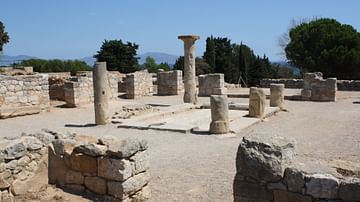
198 74 226 96
125 70 153 99
0 129 54 200
48 72 71 101
48 134 150 201
234 135 360 202
260 79 304 89
301 72 337 101
157 70 183 95
0 74 50 118
0 66 33 76
64 71 123 107
260 78 360 91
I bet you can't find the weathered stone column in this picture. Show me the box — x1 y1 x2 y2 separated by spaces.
248 87 265 118
209 95 230 134
270 84 284 108
178 35 200 104
93 62 109 125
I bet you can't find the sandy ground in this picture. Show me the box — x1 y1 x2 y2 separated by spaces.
1 89 360 201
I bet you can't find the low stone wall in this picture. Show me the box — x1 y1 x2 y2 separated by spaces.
157 70 183 95
198 73 226 96
48 134 150 201
0 129 55 200
0 74 50 119
64 71 123 107
260 78 360 91
125 71 153 99
0 66 33 76
234 134 360 202
337 80 360 91
48 72 71 101
260 79 304 89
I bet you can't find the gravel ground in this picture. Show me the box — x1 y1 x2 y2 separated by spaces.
1 90 360 201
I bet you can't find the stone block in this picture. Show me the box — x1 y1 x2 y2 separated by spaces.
248 87 265 118
107 138 148 158
339 178 360 201
270 84 284 108
73 143 107 157
97 157 133 181
48 145 68 185
70 153 97 173
198 74 225 96
236 134 295 182
65 170 84 185
233 177 273 201
130 151 150 174
284 167 305 193
306 174 339 199
209 95 229 134
273 190 311 202
84 176 107 195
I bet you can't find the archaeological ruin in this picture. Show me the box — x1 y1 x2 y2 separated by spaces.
1 37 360 202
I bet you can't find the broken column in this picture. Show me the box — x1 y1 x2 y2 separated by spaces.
93 62 109 125
178 35 200 104
270 84 284 108
248 87 265 118
209 95 230 134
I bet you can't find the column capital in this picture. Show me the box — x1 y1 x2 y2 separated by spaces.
178 35 200 41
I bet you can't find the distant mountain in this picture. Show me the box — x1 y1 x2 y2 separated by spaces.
138 52 178 65
81 56 96 66
0 55 37 66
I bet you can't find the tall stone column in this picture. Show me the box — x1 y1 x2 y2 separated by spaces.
178 35 200 104
270 84 284 108
248 87 265 118
209 95 230 134
93 62 109 125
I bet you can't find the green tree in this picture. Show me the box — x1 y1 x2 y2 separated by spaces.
195 57 212 75
0 21 10 52
173 56 184 72
203 36 216 72
285 18 360 79
142 56 158 73
158 62 170 71
20 59 91 75
94 39 139 73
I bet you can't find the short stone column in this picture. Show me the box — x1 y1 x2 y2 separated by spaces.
93 62 109 125
270 84 284 108
178 35 200 104
209 95 230 134
248 87 265 118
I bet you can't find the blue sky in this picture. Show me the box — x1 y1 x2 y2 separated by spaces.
1 0 359 61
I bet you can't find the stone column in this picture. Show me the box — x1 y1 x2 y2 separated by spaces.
178 35 200 104
93 62 109 125
270 84 284 108
209 95 230 134
248 87 265 118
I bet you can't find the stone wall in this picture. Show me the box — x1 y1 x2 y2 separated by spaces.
301 72 337 101
48 72 71 101
260 78 360 91
125 70 153 99
0 129 54 200
157 70 183 95
0 66 33 76
64 71 123 107
0 74 50 119
48 134 150 201
260 79 304 89
198 73 226 96
234 134 360 202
